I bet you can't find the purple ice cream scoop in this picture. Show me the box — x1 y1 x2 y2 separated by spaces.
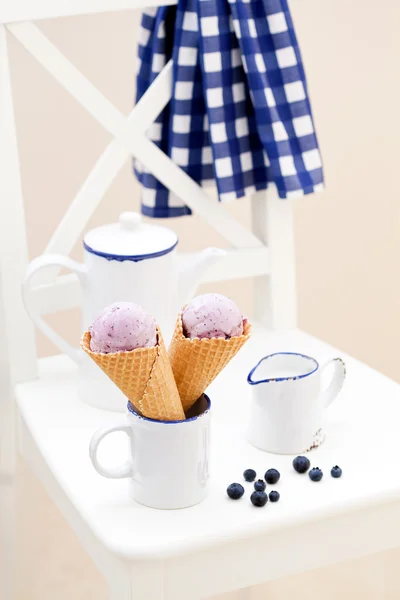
89 302 157 353
182 293 244 340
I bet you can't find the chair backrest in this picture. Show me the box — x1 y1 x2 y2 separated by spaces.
0 0 297 388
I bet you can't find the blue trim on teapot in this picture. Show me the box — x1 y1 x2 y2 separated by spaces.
83 239 178 262
247 352 319 384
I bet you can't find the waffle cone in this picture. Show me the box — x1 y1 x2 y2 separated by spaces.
169 314 252 412
81 328 185 421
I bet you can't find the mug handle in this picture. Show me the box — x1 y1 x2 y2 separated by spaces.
320 357 346 408
22 254 87 364
89 422 133 479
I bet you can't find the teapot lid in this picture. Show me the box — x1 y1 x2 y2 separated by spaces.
83 212 178 261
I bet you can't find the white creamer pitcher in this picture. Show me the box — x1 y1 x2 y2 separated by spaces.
247 352 346 454
23 212 223 411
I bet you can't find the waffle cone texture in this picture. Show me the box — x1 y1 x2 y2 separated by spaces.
168 314 252 412
81 327 185 421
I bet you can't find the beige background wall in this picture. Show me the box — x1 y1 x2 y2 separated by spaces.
10 0 400 598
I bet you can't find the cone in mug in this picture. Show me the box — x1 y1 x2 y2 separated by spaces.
169 313 252 412
81 327 185 421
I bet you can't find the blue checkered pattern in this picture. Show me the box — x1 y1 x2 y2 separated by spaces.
135 0 324 218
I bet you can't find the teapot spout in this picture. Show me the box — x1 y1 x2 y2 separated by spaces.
178 247 226 305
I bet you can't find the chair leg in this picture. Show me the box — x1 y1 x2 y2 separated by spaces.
106 565 132 600
131 562 165 600
108 585 132 600
107 562 165 600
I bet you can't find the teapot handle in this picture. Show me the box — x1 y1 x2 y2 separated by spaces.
22 254 87 364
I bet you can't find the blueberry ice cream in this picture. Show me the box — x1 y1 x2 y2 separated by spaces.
89 302 157 353
182 293 244 340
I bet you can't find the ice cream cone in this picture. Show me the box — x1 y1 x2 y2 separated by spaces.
169 313 252 412
81 327 185 421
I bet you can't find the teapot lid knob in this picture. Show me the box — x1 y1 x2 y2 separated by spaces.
119 212 142 230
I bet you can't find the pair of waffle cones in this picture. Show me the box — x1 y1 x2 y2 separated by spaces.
81 313 251 421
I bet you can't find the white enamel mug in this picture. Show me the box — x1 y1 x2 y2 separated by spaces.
247 353 346 455
89 395 211 509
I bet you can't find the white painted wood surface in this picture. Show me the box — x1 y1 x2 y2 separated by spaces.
3 16 287 349
0 265 17 600
38 61 174 285
8 22 263 252
0 0 177 25
16 326 400 599
251 189 297 330
0 7 292 598
0 26 37 385
1 3 388 600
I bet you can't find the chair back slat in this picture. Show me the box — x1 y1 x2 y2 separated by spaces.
0 25 37 385
0 0 178 25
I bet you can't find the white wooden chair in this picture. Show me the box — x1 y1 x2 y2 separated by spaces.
1 3 400 600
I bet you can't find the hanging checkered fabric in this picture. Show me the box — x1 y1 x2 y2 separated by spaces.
135 0 324 218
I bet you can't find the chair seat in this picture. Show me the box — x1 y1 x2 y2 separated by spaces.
15 326 400 569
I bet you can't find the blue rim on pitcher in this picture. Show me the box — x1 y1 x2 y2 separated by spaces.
247 352 319 384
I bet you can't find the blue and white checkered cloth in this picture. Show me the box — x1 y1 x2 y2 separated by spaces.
135 0 324 218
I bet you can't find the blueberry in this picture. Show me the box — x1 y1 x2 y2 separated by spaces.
293 455 311 474
250 491 268 507
309 467 323 482
265 468 280 484
227 483 245 499
254 479 266 492
243 469 257 482
269 490 280 502
331 465 342 478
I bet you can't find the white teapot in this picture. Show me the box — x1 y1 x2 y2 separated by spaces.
23 212 224 411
